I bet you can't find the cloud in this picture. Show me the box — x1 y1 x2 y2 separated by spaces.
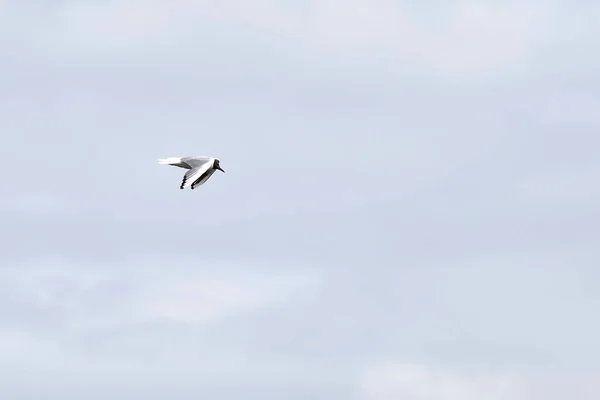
0 259 321 351
0 330 65 367
360 362 525 400
305 0 553 73
360 362 600 400
511 163 600 211
147 270 321 324
3 0 564 78
0 259 328 396
0 193 77 218
537 92 600 129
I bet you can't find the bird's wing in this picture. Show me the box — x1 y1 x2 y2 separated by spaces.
180 162 212 189
181 156 212 168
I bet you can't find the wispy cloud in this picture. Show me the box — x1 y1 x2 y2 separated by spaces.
0 193 77 217
0 259 321 344
3 0 565 78
147 271 321 324
360 362 525 400
360 362 600 400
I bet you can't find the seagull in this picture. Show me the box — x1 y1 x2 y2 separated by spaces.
158 156 225 190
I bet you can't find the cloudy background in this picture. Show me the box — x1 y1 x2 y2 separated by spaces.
1 0 599 399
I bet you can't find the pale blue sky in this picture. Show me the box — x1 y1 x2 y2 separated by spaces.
0 1 599 399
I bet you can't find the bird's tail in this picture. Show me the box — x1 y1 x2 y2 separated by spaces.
158 157 182 165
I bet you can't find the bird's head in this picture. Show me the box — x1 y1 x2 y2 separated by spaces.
214 159 225 173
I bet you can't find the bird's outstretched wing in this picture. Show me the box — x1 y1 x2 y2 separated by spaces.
181 156 212 169
180 162 212 189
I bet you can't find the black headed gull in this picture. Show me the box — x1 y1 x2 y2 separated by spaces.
158 156 225 190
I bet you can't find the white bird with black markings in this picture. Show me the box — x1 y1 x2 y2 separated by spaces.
158 156 225 190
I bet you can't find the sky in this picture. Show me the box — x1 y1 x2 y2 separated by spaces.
0 0 599 399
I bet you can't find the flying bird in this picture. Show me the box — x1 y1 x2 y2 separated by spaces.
158 156 225 190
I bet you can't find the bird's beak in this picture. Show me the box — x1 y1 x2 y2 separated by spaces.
216 166 225 173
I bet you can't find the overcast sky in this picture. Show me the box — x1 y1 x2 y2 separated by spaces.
1 1 599 399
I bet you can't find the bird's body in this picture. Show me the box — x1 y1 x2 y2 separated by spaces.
158 156 225 190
